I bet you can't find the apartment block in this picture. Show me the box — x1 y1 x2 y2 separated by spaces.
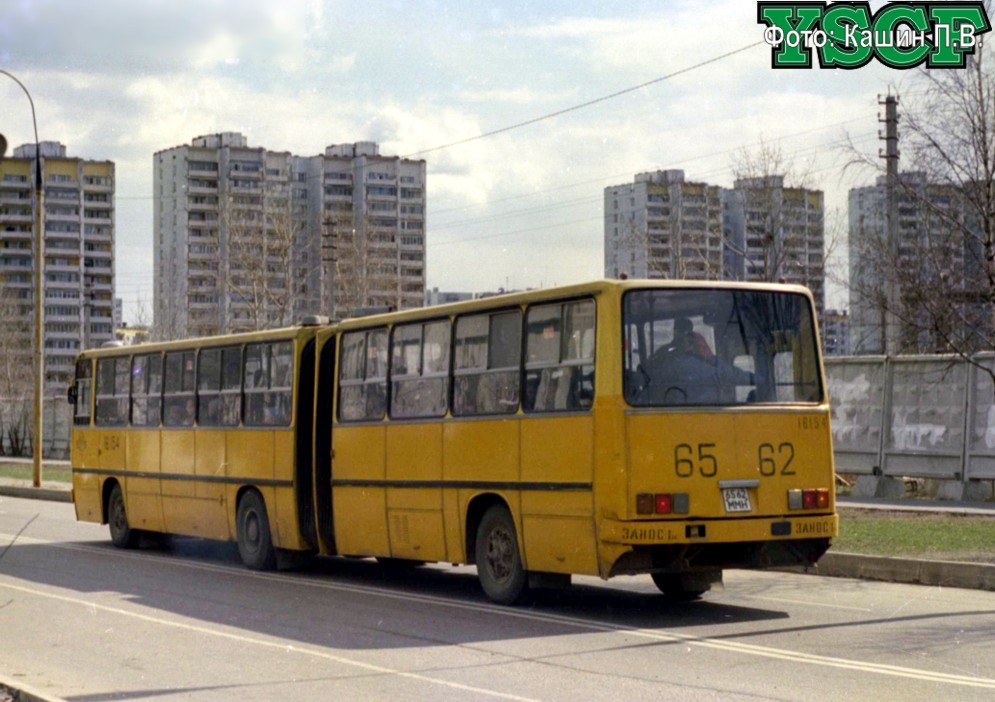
849 172 985 354
604 170 723 280
821 309 851 356
0 141 115 390
725 176 825 317
154 134 426 338
604 170 825 320
321 142 427 320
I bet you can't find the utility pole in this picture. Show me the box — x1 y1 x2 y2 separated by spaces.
0 69 45 486
878 92 900 354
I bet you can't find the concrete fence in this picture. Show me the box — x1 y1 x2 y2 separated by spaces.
0 396 72 461
827 354 995 501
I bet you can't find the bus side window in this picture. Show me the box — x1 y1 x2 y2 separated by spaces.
244 342 293 427
198 346 241 427
390 320 450 419
95 357 130 426
163 351 195 427
131 353 163 427
338 329 388 422
453 310 521 416
74 358 93 426
524 299 595 412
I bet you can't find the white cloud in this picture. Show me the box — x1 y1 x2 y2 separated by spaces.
0 0 918 319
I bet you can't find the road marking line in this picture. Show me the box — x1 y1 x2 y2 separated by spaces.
4 533 995 689
741 594 874 612
0 579 539 702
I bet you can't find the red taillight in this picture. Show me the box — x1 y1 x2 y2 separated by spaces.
636 492 689 515
790 488 831 511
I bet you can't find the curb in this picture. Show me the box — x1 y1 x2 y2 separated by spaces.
0 677 65 702
0 485 71 503
816 551 995 591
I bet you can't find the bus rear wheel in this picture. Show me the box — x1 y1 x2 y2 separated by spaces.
475 505 529 605
107 484 139 549
651 571 717 601
236 491 276 571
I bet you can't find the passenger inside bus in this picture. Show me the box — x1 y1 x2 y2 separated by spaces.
640 318 754 405
673 317 713 359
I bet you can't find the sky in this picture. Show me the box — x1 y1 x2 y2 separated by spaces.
0 0 933 324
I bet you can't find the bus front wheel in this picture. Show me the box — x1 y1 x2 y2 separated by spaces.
236 491 277 571
475 505 529 605
107 484 139 549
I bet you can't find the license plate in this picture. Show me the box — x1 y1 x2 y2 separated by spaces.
722 487 752 513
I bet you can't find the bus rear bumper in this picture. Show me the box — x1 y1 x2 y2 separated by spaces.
601 514 837 576
601 513 837 546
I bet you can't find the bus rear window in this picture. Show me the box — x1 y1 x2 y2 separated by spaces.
622 289 821 407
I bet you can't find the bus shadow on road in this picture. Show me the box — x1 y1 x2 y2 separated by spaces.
2 537 792 651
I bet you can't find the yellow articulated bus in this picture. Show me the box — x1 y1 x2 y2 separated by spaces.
70 279 837 604
70 323 323 569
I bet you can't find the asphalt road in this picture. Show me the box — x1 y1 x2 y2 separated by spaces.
2 495 995 702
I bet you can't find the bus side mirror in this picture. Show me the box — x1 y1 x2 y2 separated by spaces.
67 384 77 405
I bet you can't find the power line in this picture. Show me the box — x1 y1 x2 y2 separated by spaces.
402 41 765 159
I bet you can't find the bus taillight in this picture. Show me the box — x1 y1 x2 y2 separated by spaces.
788 489 830 511
636 493 689 515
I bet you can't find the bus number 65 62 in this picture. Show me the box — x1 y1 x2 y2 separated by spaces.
674 443 718 478
758 442 795 476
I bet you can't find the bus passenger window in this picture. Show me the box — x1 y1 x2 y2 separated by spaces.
338 329 387 422
73 358 93 426
523 299 595 413
131 353 162 427
390 320 450 419
244 342 293 427
453 310 521 416
163 351 196 427
198 346 242 427
95 357 130 426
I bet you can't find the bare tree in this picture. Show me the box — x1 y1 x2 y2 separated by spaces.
845 32 995 357
222 187 310 332
0 277 34 455
730 140 819 281
324 212 402 321
729 140 825 317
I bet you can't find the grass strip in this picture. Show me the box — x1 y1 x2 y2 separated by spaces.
835 508 995 563
0 462 72 484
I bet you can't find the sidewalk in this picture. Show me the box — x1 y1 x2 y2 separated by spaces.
1 477 993 591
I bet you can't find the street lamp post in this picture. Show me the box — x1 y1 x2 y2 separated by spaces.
0 69 45 488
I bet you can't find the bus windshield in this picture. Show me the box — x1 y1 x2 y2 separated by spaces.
623 288 822 407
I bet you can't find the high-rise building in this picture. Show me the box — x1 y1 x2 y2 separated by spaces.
154 134 426 338
725 176 825 317
821 309 851 356
604 170 724 280
0 141 115 389
320 142 427 320
604 170 825 319
848 172 985 354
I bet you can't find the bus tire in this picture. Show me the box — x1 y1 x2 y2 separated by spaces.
651 572 710 601
236 490 277 571
107 484 139 549
475 505 529 605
